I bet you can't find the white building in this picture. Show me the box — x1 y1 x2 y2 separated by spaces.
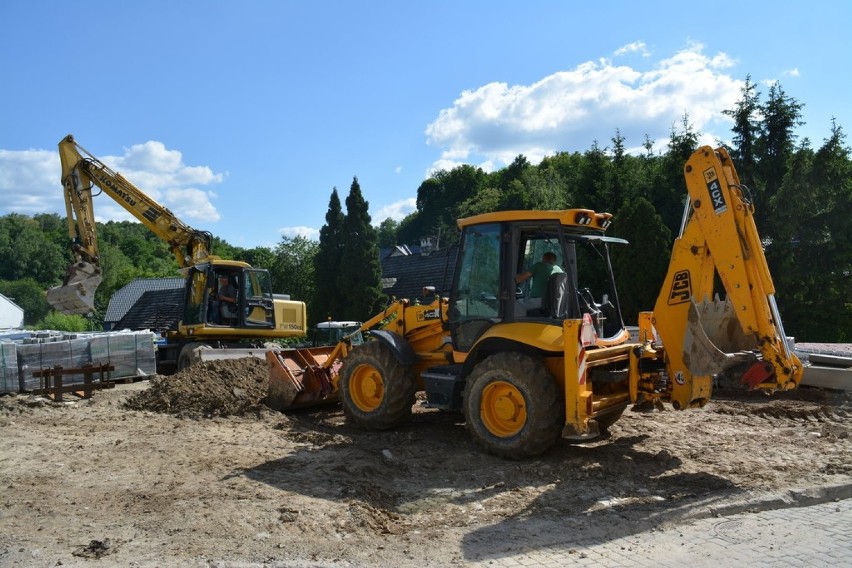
0 293 24 329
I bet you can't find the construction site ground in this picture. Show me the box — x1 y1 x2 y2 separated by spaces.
1 355 851 567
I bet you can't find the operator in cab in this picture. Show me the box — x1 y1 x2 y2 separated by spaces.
211 274 238 324
515 251 563 317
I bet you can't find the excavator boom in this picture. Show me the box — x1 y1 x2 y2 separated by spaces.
48 135 214 314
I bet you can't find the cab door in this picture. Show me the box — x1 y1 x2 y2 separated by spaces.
242 269 275 328
448 222 503 352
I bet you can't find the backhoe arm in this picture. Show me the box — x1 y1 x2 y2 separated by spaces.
651 146 803 409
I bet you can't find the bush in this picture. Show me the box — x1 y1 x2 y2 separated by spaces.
35 312 91 332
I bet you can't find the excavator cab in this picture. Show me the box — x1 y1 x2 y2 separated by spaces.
182 264 276 330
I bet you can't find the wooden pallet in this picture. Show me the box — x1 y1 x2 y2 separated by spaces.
32 363 116 402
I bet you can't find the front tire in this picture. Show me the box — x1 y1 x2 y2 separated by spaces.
463 352 563 459
177 342 209 371
339 341 416 430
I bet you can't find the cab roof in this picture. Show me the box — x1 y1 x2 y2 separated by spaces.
457 209 613 232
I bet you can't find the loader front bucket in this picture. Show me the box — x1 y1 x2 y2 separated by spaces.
682 297 757 377
46 261 102 314
265 347 340 410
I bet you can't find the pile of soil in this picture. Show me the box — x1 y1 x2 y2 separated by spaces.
124 357 270 417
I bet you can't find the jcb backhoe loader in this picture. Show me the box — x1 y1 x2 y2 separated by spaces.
267 146 803 458
48 135 308 373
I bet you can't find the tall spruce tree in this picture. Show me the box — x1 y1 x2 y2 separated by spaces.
315 189 346 321
766 123 852 341
652 114 700 235
723 75 761 190
611 197 672 324
338 177 383 322
756 82 804 227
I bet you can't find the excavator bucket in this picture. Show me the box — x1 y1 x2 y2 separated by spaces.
682 296 758 377
46 261 102 314
265 347 340 410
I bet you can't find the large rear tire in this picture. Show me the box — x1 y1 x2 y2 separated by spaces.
339 341 416 430
463 352 563 459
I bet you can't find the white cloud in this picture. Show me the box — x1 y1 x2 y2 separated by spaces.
614 41 650 57
279 226 320 240
0 149 61 215
0 140 224 224
783 67 800 77
165 188 221 222
374 197 417 223
425 43 742 171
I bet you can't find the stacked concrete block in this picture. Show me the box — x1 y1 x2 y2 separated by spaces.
17 338 92 392
0 341 17 394
12 330 157 392
89 331 157 379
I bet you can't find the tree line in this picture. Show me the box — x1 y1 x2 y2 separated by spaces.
1 78 849 341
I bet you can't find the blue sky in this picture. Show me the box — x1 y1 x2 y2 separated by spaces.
2 1 849 249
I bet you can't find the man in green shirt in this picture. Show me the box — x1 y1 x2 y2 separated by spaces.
515 251 564 317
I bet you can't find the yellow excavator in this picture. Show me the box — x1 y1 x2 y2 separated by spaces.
267 146 803 458
47 134 308 373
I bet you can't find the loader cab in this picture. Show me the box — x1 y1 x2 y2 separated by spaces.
448 210 627 353
183 264 276 329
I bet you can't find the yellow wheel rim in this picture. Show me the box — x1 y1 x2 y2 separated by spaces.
481 380 526 437
349 364 385 412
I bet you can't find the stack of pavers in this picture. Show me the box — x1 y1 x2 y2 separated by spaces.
0 329 157 394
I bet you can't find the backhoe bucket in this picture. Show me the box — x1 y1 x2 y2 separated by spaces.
682 297 757 377
46 261 102 314
265 347 340 410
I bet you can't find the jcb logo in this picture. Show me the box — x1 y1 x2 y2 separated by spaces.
668 270 692 305
704 167 727 215
416 308 441 322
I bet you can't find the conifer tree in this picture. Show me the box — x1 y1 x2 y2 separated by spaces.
338 177 384 321
756 82 804 226
723 75 761 189
315 189 345 321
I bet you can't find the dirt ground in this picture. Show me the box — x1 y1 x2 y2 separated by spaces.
1 356 850 567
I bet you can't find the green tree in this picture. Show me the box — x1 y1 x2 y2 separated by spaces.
241 246 276 273
0 213 66 284
577 141 612 212
0 278 51 326
611 197 672 324
723 75 761 189
271 236 319 321
538 151 584 207
315 189 346 320
457 187 503 218
377 218 400 248
766 122 852 341
414 164 486 246
652 114 700 235
756 82 804 226
338 177 383 321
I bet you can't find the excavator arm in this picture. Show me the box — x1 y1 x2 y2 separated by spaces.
650 146 803 409
48 135 215 314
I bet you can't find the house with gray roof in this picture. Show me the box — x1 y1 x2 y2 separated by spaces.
380 245 458 304
103 278 184 331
